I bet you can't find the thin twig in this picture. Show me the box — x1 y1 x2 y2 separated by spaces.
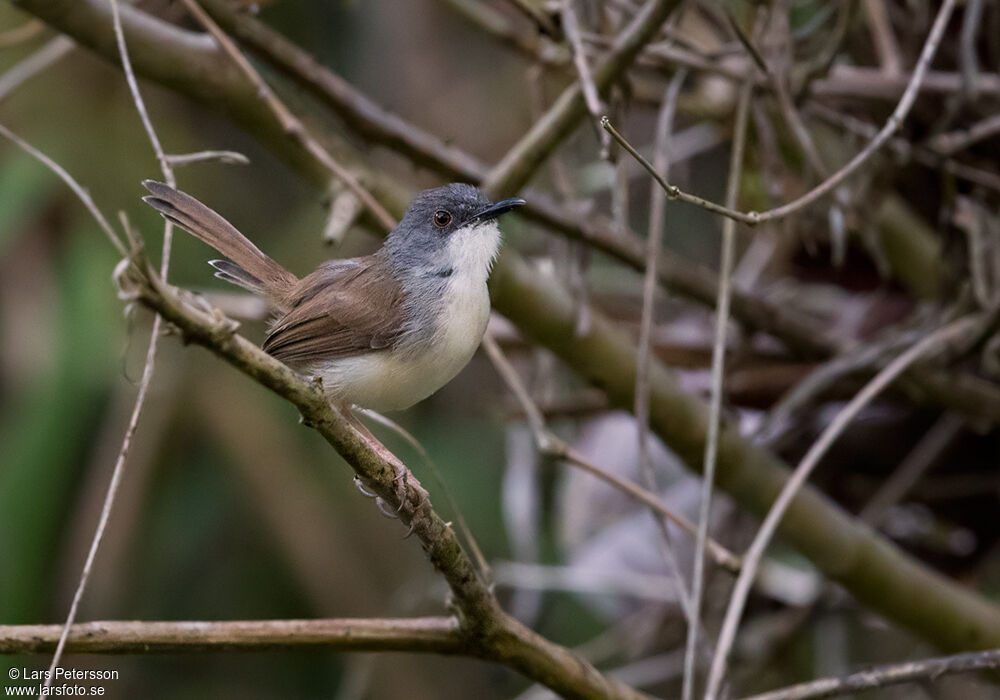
178 0 397 232
494 561 680 602
859 413 964 527
41 0 178 693
634 70 693 622
928 111 1000 156
0 122 125 255
358 409 491 580
483 336 741 573
862 0 902 75
164 149 251 167
704 313 989 699
683 71 754 700
562 0 610 152
601 0 958 227
959 0 984 101
741 647 1000 700
755 336 897 447
635 71 685 490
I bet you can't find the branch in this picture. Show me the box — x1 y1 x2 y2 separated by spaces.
0 618 464 654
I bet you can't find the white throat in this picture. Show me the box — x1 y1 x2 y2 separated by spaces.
446 219 501 283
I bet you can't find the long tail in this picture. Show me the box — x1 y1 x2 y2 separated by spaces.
142 180 297 300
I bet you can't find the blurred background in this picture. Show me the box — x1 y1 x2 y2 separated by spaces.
2 0 1000 698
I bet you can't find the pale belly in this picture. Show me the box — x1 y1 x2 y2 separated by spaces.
311 282 491 411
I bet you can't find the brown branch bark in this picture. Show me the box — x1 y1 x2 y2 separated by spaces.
0 618 465 654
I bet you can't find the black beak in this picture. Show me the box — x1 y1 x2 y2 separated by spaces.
471 197 526 223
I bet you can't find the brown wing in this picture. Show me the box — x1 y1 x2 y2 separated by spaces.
263 257 407 366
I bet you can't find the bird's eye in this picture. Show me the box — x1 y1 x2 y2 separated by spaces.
433 210 452 228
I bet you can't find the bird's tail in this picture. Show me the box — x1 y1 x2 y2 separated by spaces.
142 180 297 300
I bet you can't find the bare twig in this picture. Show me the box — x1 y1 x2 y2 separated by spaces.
164 149 250 167
741 647 1000 700
635 70 685 505
633 70 693 621
505 0 560 37
705 313 991 699
862 0 902 75
494 561 679 602
959 0 985 101
602 0 958 227
0 122 125 255
928 111 1000 156
41 0 178 693
859 413 964 527
483 336 741 573
358 408 491 580
561 0 610 152
812 65 1000 101
178 0 397 231
111 257 652 699
755 336 897 446
683 72 753 700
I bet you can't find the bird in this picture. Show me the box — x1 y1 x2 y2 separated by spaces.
142 180 524 412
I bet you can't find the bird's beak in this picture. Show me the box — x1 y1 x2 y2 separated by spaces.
471 197 526 223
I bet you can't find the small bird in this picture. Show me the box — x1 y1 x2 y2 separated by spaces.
142 180 524 412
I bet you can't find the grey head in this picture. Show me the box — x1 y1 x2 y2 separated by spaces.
380 183 525 275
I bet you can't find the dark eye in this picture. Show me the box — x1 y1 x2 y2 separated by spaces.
433 210 452 228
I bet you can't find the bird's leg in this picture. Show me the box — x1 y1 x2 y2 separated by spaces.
338 402 410 512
